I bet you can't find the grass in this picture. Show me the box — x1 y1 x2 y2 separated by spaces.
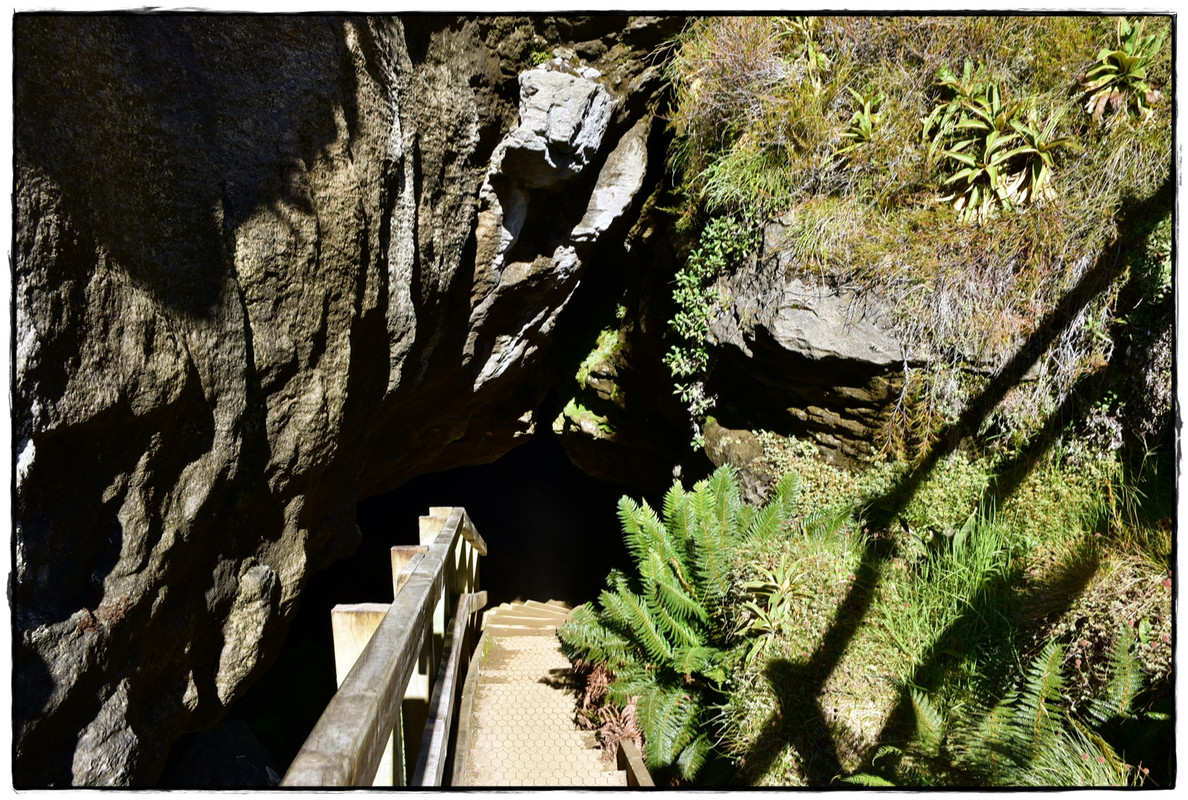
561 15 1173 787
709 431 1173 786
662 15 1172 460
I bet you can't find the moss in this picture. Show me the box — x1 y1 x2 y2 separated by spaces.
552 398 615 438
576 328 623 391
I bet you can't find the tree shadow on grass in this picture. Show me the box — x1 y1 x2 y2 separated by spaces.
740 537 894 784
738 178 1172 786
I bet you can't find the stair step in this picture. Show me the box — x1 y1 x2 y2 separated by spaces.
485 620 561 632
489 610 566 624
523 599 572 612
482 624 562 636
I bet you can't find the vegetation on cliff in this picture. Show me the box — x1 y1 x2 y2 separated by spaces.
661 14 1171 457
560 15 1173 788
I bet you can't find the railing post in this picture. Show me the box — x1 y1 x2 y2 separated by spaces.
398 511 448 777
331 603 402 786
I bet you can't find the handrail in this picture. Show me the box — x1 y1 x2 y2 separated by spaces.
412 589 486 784
616 738 655 787
282 507 487 787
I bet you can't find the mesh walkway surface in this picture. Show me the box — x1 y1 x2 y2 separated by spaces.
457 600 626 787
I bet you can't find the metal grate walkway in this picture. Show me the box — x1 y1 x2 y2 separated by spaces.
455 600 627 787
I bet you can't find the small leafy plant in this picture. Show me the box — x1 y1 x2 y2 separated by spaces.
1081 17 1166 123
835 87 886 157
1003 107 1081 205
926 61 1077 223
664 216 758 446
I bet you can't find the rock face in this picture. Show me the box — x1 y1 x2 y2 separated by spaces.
709 218 915 462
11 14 681 785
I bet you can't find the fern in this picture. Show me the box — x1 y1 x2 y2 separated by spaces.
558 465 800 781
1087 626 1141 723
845 772 899 787
557 604 632 667
639 684 698 767
799 505 851 538
676 733 712 778
908 689 946 757
744 502 785 543
773 469 801 516
862 637 1142 786
1013 640 1066 764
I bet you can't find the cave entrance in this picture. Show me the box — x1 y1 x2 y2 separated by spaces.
356 432 637 608
225 432 639 778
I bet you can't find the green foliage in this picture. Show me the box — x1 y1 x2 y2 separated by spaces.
664 16 1170 462
576 328 623 391
835 87 885 157
663 216 758 446
924 60 1078 223
850 630 1146 786
552 398 614 437
1080 17 1166 123
718 434 1169 786
558 466 801 780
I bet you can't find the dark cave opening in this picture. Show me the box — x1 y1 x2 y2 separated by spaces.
224 432 646 777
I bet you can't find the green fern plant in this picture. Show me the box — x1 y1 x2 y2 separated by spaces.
847 630 1147 787
558 466 799 780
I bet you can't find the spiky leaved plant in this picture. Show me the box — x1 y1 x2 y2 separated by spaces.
558 465 799 781
1081 17 1166 123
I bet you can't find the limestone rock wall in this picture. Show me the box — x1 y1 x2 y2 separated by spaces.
11 14 680 785
708 219 915 462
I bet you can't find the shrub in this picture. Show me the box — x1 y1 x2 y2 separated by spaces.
663 215 759 446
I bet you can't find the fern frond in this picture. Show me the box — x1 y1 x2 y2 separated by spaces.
774 469 801 517
557 604 631 666
909 689 946 757
606 661 652 705
706 464 742 537
602 584 673 664
800 505 851 538
670 645 722 678
844 772 898 786
639 684 698 767
745 502 785 543
620 497 679 570
687 474 739 606
949 693 1020 784
1013 639 1067 764
675 733 712 779
1087 626 1142 723
646 582 704 651
662 481 695 566
653 548 705 621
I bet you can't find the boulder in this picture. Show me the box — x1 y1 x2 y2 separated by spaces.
708 218 915 462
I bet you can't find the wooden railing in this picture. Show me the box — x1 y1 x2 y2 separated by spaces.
282 507 487 787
